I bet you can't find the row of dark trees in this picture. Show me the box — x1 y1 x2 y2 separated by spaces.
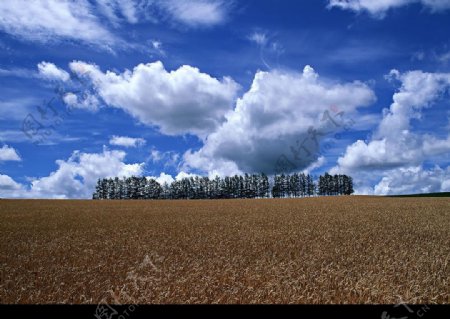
318 173 354 196
93 173 353 200
272 173 316 198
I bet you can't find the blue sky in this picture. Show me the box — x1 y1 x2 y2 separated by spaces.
1 0 450 198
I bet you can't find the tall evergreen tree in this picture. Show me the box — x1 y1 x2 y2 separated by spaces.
306 174 315 196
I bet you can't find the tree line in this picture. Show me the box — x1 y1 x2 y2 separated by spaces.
92 172 353 200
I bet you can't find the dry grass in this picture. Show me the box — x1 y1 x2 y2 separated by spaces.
0 197 448 304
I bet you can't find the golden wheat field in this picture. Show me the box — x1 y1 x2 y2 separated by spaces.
0 197 448 304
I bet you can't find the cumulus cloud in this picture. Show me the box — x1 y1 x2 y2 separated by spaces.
328 0 450 17
0 174 22 189
0 0 116 46
63 92 100 112
332 69 450 194
175 171 200 180
182 65 376 176
0 174 24 198
147 172 175 186
37 61 70 82
109 136 146 148
0 148 143 199
146 171 201 186
335 70 450 173
373 166 450 195
0 145 21 162
69 60 240 138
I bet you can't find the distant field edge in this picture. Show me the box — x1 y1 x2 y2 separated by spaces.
387 192 450 198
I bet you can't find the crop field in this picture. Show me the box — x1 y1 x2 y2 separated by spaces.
0 197 448 304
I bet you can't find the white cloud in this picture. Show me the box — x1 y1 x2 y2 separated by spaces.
62 92 100 112
156 0 230 27
248 32 268 46
422 0 450 11
149 147 180 168
0 174 24 198
0 0 232 50
146 171 200 186
109 135 146 148
328 0 450 17
149 148 163 162
332 69 450 194
335 136 423 170
151 40 162 50
147 172 175 185
422 135 450 155
182 65 376 176
247 31 285 70
335 70 450 173
95 0 139 25
175 171 200 180
411 51 425 61
0 98 38 121
0 0 116 46
69 60 240 138
373 165 450 195
21 148 143 199
0 67 38 79
438 51 450 64
0 145 21 162
302 156 327 175
0 130 33 143
151 40 163 52
29 148 143 198
37 61 70 82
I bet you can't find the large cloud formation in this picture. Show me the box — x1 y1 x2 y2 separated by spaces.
19 60 450 197
69 61 239 138
182 66 376 177
332 69 450 194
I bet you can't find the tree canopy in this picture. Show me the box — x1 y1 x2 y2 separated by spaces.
93 173 353 200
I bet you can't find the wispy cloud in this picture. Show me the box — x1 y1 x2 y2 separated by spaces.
156 0 231 27
248 32 268 46
328 0 450 18
0 67 38 79
438 51 450 64
0 0 233 51
149 147 180 168
0 98 38 121
109 135 146 148
0 0 117 47
37 61 70 82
